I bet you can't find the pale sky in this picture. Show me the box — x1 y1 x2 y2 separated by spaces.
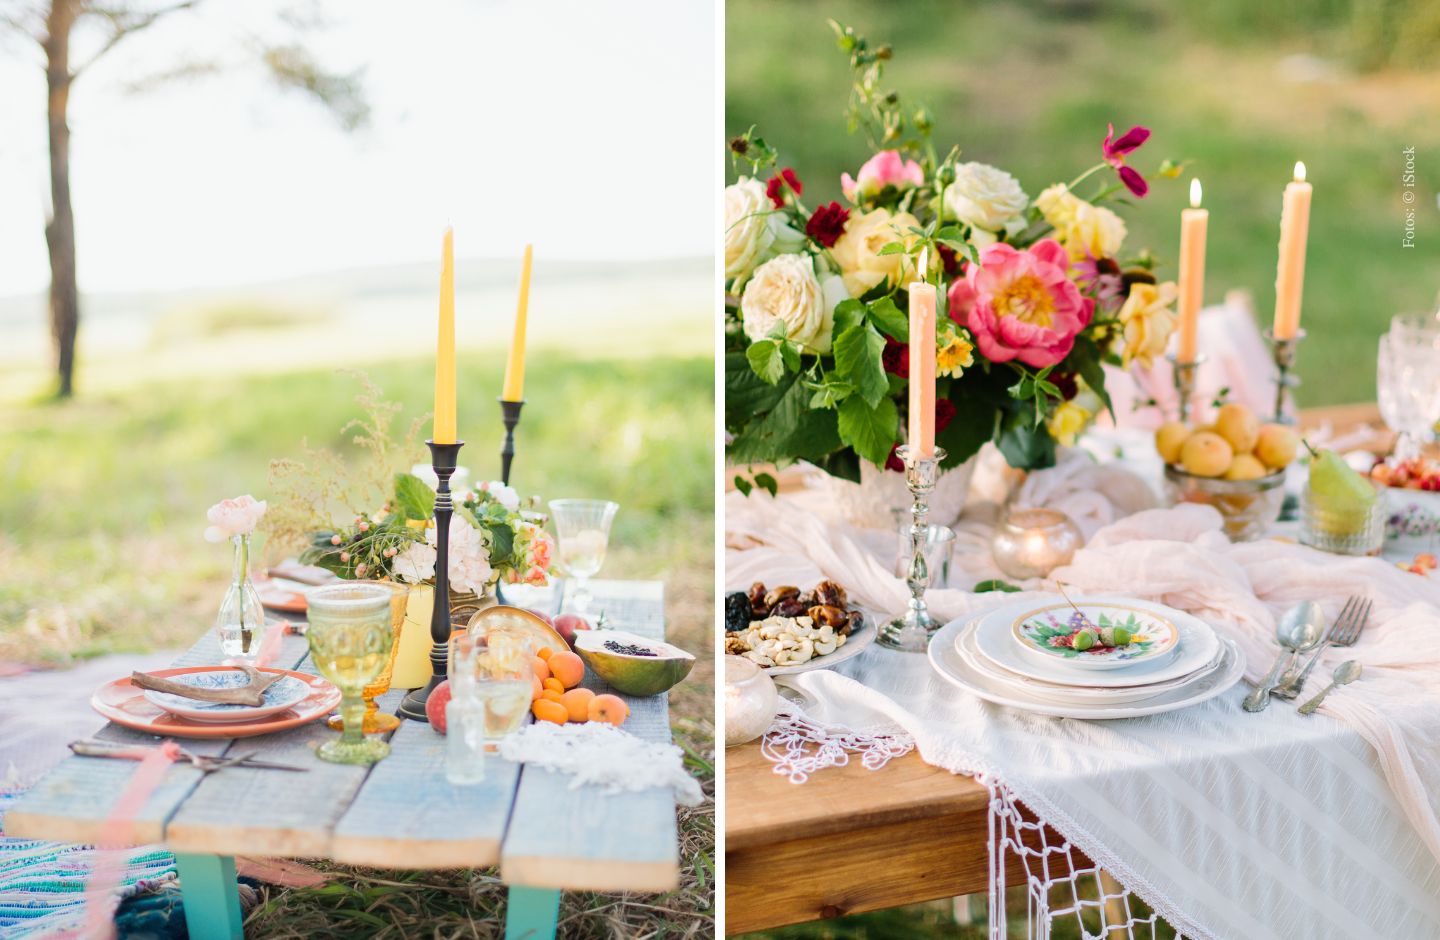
0 0 716 295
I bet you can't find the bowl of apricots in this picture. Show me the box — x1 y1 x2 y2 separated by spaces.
1157 402 1299 542
530 645 630 728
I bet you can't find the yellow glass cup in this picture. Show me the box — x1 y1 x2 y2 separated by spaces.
326 580 409 734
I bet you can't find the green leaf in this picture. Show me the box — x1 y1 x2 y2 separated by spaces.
746 339 786 385
754 472 779 497
1070 334 1115 421
728 375 843 465
726 350 791 419
996 411 1057 470
867 296 909 341
833 321 888 408
832 299 867 335
974 579 1021 593
392 473 436 521
876 241 908 256
808 381 852 410
732 475 753 497
779 342 801 372
837 395 898 466
486 522 514 561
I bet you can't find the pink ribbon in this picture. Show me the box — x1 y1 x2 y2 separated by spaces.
253 619 287 669
57 740 181 939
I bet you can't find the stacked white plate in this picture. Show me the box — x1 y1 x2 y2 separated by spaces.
928 595 1246 719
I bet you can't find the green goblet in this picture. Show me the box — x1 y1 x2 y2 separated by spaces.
305 581 397 765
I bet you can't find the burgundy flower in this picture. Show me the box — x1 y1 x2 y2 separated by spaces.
1102 123 1150 198
937 243 963 276
1049 371 1079 401
805 201 850 248
885 442 906 472
935 398 956 434
882 337 910 377
766 167 803 208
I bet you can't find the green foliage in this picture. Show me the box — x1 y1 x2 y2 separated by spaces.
391 472 435 521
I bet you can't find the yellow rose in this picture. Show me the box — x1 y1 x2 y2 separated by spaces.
740 253 837 354
1035 183 1126 261
936 331 974 378
829 208 920 298
1118 281 1179 367
1047 400 1093 447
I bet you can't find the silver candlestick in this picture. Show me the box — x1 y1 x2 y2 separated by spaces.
1264 327 1306 424
878 444 946 652
1167 352 1206 424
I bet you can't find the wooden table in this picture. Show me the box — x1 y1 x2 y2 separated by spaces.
8 580 680 940
724 403 1392 935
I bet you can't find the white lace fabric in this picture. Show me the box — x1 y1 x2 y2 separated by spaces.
498 722 704 806
734 458 1440 940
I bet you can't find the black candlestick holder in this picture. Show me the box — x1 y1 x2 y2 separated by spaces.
498 398 524 486
399 438 464 723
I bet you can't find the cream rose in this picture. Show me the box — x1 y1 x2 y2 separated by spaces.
1036 183 1126 260
740 253 837 354
725 177 803 287
203 494 267 542
829 208 920 299
1118 281 1179 368
944 162 1028 234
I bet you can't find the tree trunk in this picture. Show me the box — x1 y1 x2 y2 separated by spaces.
44 0 79 399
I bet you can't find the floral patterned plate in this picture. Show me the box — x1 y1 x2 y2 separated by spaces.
92 666 340 739
141 668 312 723
1011 601 1179 671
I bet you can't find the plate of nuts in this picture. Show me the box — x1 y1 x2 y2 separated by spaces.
722 579 874 674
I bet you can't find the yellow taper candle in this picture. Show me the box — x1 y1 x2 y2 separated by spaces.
1273 162 1312 340
501 244 532 402
1177 179 1208 363
433 228 458 444
907 248 937 460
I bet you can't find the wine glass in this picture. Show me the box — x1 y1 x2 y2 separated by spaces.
1377 319 1440 463
547 499 619 616
305 581 397 765
326 581 408 735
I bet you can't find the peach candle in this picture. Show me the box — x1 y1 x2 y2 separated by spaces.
1273 162 1311 340
1177 179 1207 363
907 248 937 459
433 228 457 445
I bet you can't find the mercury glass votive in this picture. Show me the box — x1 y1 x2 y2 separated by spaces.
991 507 1084 580
724 655 778 747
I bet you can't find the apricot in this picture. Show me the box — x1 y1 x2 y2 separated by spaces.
560 687 596 722
541 689 564 703
531 655 551 683
1224 454 1268 481
1155 421 1192 465
547 651 585 690
531 698 568 724
1255 424 1299 469
587 693 629 726
542 677 565 694
1179 431 1233 478
1214 402 1260 454
536 646 554 662
530 673 543 701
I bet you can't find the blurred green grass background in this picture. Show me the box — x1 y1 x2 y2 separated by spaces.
726 0 1440 407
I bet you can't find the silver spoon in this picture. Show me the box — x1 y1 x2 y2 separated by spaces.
1298 660 1362 716
1242 601 1324 713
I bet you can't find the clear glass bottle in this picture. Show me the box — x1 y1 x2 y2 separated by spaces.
215 534 266 661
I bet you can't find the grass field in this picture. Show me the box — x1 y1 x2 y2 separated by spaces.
0 342 716 934
726 0 1440 407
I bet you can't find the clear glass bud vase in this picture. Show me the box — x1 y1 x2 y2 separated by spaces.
216 533 266 661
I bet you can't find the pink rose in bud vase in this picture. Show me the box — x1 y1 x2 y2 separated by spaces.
948 239 1094 369
840 150 923 203
203 494 267 542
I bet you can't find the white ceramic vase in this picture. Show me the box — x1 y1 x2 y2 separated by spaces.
815 455 978 529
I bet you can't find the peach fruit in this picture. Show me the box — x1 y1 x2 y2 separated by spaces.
531 699 568 724
1155 422 1192 464
1180 431 1233 478
587 693 629 726
560 687 596 722
547 651 585 689
1214 402 1260 454
531 655 551 683
1224 454 1268 481
1255 424 1299 469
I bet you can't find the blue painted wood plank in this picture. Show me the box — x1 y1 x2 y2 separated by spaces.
504 885 560 940
174 853 243 940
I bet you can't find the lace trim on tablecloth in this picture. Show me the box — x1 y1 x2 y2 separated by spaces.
759 701 915 784
759 701 1202 940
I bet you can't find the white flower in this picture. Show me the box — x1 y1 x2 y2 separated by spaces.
724 178 803 287
392 540 437 583
741 253 836 355
432 522 495 596
479 480 520 510
944 162 1029 235
204 494 267 542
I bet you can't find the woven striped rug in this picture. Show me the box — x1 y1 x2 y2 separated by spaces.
0 788 180 938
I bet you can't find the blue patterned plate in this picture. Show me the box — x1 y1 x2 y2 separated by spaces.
142 668 312 723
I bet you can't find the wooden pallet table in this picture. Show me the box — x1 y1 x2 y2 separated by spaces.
7 580 681 940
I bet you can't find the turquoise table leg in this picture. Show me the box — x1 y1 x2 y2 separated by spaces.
504 885 561 940
174 853 243 940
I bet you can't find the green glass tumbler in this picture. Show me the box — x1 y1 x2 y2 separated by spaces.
305 581 397 765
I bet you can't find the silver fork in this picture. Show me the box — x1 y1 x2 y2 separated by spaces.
1273 596 1371 699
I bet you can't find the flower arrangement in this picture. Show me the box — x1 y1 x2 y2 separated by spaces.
725 22 1185 486
266 375 552 596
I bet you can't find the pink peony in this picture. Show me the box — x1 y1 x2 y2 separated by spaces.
947 239 1094 369
841 150 924 202
204 494 267 542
